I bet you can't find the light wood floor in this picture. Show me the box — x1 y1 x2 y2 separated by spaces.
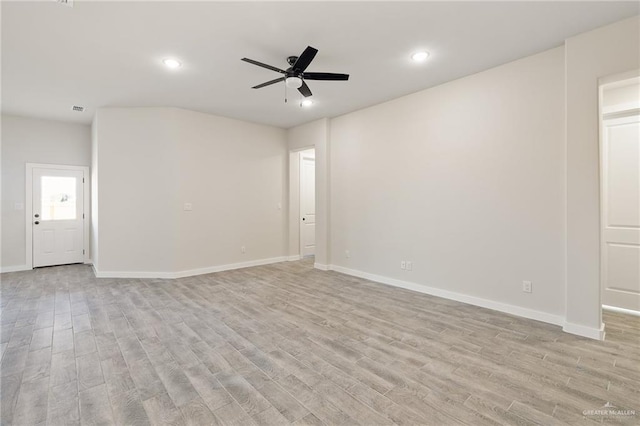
1 259 639 425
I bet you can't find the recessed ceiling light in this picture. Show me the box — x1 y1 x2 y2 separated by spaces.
301 99 313 107
411 51 430 62
162 58 182 69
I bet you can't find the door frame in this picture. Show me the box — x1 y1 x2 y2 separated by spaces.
299 150 316 257
25 163 90 269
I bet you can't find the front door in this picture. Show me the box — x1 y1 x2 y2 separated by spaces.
601 114 640 311
32 167 85 267
300 152 316 257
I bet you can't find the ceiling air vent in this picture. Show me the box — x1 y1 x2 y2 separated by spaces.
56 0 74 7
71 105 84 112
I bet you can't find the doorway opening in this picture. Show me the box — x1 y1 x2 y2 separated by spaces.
25 163 90 269
288 148 316 260
299 149 316 258
598 73 640 325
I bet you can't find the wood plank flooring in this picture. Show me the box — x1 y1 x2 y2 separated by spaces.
1 259 638 425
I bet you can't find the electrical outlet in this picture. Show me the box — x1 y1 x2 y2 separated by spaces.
400 261 406 270
345 250 350 258
183 202 193 211
241 246 246 254
406 261 412 271
522 280 532 293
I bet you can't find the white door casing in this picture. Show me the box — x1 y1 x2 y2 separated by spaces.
26 164 90 269
300 152 316 257
601 114 640 312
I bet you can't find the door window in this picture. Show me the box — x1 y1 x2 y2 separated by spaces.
40 176 77 220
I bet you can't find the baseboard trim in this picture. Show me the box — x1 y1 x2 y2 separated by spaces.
314 263 330 271
328 264 565 328
563 321 606 340
602 304 640 317
287 255 303 261
93 256 288 279
173 257 288 279
0 265 30 273
93 269 173 279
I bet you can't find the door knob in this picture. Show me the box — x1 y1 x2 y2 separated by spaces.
34 213 39 218
34 221 40 225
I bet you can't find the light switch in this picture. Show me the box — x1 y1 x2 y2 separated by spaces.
183 203 193 211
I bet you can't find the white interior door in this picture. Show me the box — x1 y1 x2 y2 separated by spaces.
601 114 640 311
32 167 85 267
300 152 316 257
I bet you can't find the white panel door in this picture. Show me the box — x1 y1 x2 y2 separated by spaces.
33 168 85 267
300 153 316 257
601 114 640 311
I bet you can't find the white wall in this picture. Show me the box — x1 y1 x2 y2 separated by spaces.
173 108 288 272
1 115 91 270
90 114 99 270
287 118 330 267
565 16 640 338
93 107 287 276
329 47 566 321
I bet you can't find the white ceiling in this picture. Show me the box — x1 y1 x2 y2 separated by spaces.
2 1 638 129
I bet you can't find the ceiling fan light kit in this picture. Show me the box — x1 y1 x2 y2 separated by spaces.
241 45 349 102
285 77 303 89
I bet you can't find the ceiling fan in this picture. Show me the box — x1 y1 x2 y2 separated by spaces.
241 46 349 98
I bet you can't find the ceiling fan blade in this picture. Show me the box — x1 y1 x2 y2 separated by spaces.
303 72 349 81
252 77 285 89
241 58 285 74
292 46 318 72
298 81 312 97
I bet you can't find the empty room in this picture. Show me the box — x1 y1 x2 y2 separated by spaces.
1 1 639 425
